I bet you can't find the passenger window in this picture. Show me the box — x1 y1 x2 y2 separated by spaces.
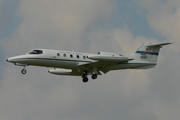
63 54 66 57
70 54 73 58
83 56 86 59
57 53 60 56
77 55 79 58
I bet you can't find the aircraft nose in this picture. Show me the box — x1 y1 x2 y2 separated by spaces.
6 57 16 63
6 55 28 64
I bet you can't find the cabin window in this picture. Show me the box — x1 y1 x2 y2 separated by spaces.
83 56 86 59
28 50 43 54
70 54 73 58
57 53 60 56
63 54 66 57
77 55 79 58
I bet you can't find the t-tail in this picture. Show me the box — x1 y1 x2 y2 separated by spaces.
130 42 172 63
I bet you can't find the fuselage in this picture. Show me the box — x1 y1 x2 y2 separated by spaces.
7 49 156 73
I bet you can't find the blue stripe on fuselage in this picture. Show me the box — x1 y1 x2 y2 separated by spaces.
135 51 159 55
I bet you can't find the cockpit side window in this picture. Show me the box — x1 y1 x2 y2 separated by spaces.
29 50 43 54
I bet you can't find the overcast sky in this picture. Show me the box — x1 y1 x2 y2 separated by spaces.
0 0 180 120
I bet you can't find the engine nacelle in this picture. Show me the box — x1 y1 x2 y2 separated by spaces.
98 52 121 56
48 69 82 76
88 52 127 62
48 69 72 75
88 55 128 62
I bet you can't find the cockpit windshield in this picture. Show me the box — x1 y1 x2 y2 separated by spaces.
28 50 43 54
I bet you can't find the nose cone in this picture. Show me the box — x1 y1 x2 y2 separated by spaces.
6 55 28 64
6 57 14 63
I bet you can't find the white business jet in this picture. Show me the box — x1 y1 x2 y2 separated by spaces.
6 42 171 82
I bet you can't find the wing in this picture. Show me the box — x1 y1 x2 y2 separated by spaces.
77 55 133 74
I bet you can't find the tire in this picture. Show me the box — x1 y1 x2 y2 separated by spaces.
91 74 97 79
82 77 88 83
21 69 27 74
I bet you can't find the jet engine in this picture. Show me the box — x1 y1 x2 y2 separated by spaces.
97 52 121 56
48 69 73 75
48 69 81 76
88 52 129 62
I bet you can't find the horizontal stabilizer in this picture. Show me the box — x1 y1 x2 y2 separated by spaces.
147 43 172 47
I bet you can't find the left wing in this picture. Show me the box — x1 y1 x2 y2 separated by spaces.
77 55 133 73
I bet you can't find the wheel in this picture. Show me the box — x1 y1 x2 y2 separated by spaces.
82 77 88 83
91 74 97 79
21 68 27 74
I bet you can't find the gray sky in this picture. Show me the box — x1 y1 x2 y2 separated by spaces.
0 0 180 120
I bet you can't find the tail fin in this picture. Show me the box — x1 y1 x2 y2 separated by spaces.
130 42 172 63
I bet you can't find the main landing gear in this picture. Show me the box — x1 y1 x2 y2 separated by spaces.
82 71 88 83
82 77 89 83
91 74 97 79
82 71 98 83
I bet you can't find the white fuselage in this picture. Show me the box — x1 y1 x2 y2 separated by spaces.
7 49 156 75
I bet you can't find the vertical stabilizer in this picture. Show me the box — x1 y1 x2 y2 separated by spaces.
130 42 172 63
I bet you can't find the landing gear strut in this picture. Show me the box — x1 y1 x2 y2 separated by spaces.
91 67 98 80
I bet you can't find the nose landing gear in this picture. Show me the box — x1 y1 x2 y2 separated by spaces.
21 68 27 74
14 64 27 75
